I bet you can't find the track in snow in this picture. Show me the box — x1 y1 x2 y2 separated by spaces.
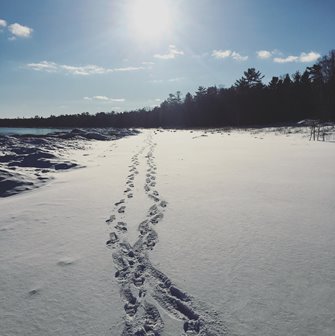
105 131 227 335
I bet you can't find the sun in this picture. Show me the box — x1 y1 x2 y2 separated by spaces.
129 0 171 40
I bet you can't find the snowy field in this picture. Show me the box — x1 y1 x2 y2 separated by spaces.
1 128 335 335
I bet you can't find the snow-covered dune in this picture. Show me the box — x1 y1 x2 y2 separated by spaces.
0 129 334 336
0 128 138 197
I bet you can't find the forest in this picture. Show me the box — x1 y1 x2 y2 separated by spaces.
1 50 334 129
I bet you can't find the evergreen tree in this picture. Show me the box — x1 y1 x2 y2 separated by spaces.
234 68 265 89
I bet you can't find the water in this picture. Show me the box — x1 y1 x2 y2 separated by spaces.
0 127 69 136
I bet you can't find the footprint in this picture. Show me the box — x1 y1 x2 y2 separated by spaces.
127 193 133 198
139 220 149 235
124 302 138 317
115 221 127 232
118 206 126 214
143 230 158 249
183 320 201 334
150 213 163 224
149 194 160 202
149 204 159 216
106 215 116 223
133 276 145 287
57 257 75 266
106 232 119 246
29 288 40 296
115 199 125 206
137 302 164 335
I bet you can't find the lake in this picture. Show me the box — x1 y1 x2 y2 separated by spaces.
0 127 69 136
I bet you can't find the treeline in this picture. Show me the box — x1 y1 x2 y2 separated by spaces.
1 50 334 129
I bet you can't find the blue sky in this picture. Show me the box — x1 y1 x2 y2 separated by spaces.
0 0 334 117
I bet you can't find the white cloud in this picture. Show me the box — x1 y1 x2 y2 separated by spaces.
273 51 320 63
8 23 33 38
84 96 125 102
61 64 109 75
113 66 145 72
212 49 248 61
93 95 109 101
299 51 321 62
212 49 232 59
273 55 299 63
26 61 58 72
0 19 7 28
231 51 248 61
26 61 145 75
154 45 184 60
257 50 272 59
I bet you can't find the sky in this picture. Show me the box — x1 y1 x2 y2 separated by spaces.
0 0 335 118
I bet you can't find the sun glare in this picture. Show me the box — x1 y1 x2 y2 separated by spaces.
129 0 171 40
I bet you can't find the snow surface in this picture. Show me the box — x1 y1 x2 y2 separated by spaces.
0 128 138 197
1 128 335 336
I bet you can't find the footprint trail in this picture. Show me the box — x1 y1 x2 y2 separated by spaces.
105 131 227 335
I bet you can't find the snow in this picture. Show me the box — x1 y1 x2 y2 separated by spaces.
0 128 138 197
1 128 335 335
152 130 335 335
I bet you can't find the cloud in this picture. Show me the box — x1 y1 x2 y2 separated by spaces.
26 61 58 72
0 19 7 28
273 51 320 63
212 50 231 59
257 50 272 59
299 51 321 62
273 55 299 63
26 61 145 75
113 66 145 72
212 49 248 61
61 64 109 75
8 23 33 38
154 45 184 60
84 96 125 102
231 51 248 61
256 50 320 63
